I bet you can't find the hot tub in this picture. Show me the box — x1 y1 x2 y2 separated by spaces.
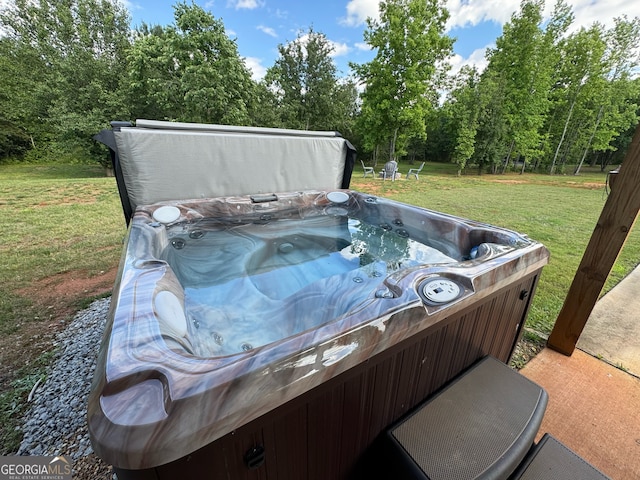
89 121 549 478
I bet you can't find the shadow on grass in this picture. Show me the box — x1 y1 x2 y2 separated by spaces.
0 163 107 180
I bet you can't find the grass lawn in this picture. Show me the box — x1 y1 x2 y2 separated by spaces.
0 164 126 453
352 161 640 335
0 164 126 331
0 161 638 454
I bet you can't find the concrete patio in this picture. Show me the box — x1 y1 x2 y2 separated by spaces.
520 265 640 480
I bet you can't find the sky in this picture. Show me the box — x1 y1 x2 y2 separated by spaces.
122 0 640 81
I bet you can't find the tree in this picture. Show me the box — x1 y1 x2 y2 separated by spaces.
470 70 509 174
127 2 256 125
424 109 456 163
543 16 640 175
483 0 566 173
573 16 640 174
0 38 37 159
0 0 131 162
264 28 358 132
351 0 453 162
546 24 606 173
332 78 360 138
421 0 639 175
248 82 283 128
440 66 481 175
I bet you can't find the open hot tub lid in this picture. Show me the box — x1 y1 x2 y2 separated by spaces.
95 119 357 224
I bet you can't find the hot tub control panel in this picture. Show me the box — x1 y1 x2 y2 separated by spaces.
418 277 465 306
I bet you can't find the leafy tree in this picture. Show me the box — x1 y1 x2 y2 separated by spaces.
248 82 284 128
446 66 480 175
469 69 509 174
597 89 640 170
0 0 131 162
127 2 256 125
351 0 453 161
332 78 360 139
264 28 358 132
483 0 565 172
573 16 640 174
0 38 36 159
424 109 457 164
546 25 607 173
417 0 639 176
543 16 640 175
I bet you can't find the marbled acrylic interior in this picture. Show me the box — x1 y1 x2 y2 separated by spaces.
166 213 459 357
88 190 549 470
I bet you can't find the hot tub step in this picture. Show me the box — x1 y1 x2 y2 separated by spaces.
382 356 548 480
510 433 610 480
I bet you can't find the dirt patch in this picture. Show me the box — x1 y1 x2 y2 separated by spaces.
16 268 117 319
0 268 117 393
570 182 605 190
489 177 606 190
357 180 385 195
491 179 528 185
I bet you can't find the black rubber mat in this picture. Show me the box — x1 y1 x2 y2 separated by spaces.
386 356 548 480
512 433 610 480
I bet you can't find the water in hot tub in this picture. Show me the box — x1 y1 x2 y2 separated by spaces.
162 214 457 356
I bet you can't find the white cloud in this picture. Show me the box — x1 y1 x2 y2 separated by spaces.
355 42 371 51
257 25 277 37
227 0 264 10
446 0 518 31
204 0 215 8
244 56 267 81
447 0 640 33
330 41 350 58
341 0 380 27
339 0 640 35
446 0 640 73
116 0 143 14
273 8 287 19
569 0 640 33
450 45 492 76
291 33 351 58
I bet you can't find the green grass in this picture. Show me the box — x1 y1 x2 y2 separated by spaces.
352 161 640 334
0 164 126 332
0 350 54 452
1 161 638 454
0 163 126 453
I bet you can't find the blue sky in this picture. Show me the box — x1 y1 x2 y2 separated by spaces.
122 0 640 81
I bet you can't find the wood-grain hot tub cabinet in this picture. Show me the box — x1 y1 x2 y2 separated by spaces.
90 120 549 479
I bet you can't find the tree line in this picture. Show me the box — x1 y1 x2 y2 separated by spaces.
1 0 638 174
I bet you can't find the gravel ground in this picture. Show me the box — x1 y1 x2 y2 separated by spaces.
16 297 114 479
14 296 544 479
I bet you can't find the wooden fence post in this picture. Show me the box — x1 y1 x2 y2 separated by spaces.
547 122 640 355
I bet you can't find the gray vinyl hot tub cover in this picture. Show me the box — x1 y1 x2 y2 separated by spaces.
113 119 353 214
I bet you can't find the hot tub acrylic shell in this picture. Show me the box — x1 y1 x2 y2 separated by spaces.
88 189 549 472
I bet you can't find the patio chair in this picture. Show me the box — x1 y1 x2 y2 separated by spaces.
406 162 425 180
361 160 375 178
381 160 399 181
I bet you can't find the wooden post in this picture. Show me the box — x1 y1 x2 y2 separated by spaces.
548 122 640 355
